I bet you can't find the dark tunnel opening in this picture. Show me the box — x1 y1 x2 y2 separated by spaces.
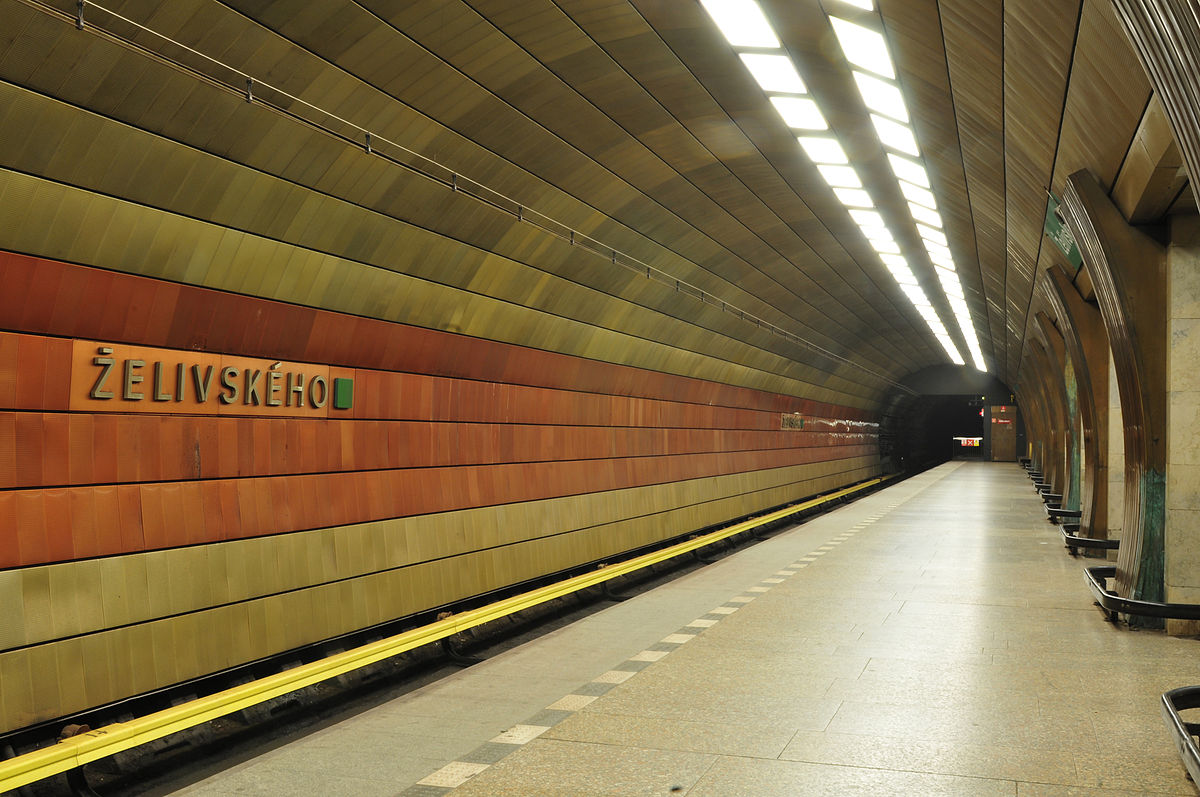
880 365 1021 473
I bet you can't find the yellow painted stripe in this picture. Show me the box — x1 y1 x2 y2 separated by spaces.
0 475 887 791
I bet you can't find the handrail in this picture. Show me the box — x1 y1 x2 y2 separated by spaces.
0 475 888 792
1161 686 1200 786
1085 566 1200 621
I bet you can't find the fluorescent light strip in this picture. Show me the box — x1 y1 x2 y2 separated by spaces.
917 225 947 247
798 137 848 164
898 180 936 209
716 2 983 369
936 268 964 297
924 241 952 261
870 115 919 155
909 203 942 229
888 154 930 187
816 164 863 188
829 17 895 79
771 96 828 130
826 12 976 367
739 53 806 93
701 0 780 48
849 209 885 227
929 251 956 269
852 71 908 122
887 264 919 285
901 284 931 306
832 187 874 207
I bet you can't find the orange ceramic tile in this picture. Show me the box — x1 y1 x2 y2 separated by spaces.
45 265 90 334
216 481 241 541
296 473 322 526
67 414 95 485
41 338 72 412
67 488 100 559
145 282 183 342
14 336 47 410
0 254 877 423
154 416 185 483
12 413 44 489
114 415 143 485
267 477 292 534
16 261 62 332
177 482 208 547
0 413 15 489
0 333 18 408
40 488 74 563
89 486 122 557
0 491 18 568
14 491 48 566
234 482 259 541
193 416 220 479
90 416 120 485
137 483 167 552
116 484 145 553
40 414 70 486
75 269 120 338
0 254 35 324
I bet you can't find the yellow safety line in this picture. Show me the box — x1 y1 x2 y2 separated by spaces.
0 475 887 791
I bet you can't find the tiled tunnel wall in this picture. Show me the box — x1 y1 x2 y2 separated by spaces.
0 251 880 733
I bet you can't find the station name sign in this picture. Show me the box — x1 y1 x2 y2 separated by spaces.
70 340 354 417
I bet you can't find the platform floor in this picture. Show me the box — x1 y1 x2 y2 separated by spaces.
176 462 1199 795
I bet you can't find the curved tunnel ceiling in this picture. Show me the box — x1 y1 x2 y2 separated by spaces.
0 0 1190 411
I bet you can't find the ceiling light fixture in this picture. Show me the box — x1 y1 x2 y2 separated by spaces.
908 203 942 228
887 153 930 187
832 187 874 207
849 209 885 227
860 226 895 242
898 181 937 209
870 115 919 155
739 53 807 93
770 96 828 129
798 137 849 164
851 71 908 122
710 0 985 370
816 164 863 188
829 17 895 79
700 0 780 48
917 225 948 247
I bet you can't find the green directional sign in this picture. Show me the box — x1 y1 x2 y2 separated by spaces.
1044 194 1083 269
333 377 354 410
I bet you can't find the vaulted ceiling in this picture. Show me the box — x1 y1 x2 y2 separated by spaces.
0 0 1191 409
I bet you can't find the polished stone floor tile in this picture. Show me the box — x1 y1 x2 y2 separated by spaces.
181 463 1199 795
1017 783 1188 796
449 738 717 796
544 711 795 757
687 755 1017 796
779 729 1079 784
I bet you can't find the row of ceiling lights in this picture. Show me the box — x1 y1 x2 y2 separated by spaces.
700 0 988 371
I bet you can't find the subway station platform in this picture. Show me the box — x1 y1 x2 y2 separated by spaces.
172 462 1198 796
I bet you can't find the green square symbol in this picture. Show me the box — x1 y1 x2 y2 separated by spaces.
332 377 354 410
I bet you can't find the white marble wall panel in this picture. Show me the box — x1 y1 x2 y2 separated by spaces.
1107 352 1124 550
1166 215 1200 609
